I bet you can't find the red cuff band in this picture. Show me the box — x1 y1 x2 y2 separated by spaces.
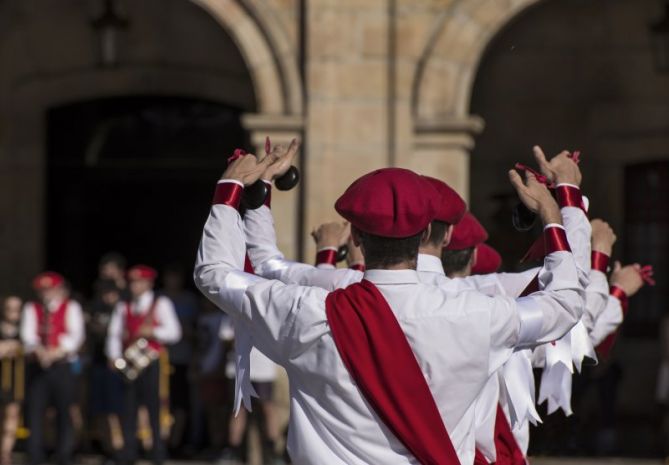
213 182 243 210
316 249 338 266
610 285 629 315
555 185 585 212
591 251 610 273
544 226 571 254
264 182 272 208
350 263 366 272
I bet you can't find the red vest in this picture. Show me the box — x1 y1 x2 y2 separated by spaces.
33 300 69 349
123 298 162 353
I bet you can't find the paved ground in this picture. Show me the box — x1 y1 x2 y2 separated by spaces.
134 459 663 465
18 454 665 464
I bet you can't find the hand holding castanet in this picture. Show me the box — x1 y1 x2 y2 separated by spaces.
508 169 561 225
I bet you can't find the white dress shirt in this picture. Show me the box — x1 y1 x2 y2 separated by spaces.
195 200 584 465
20 299 85 356
589 294 624 347
582 269 610 332
244 203 592 461
105 291 182 361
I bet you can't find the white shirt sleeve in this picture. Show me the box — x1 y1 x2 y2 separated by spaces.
485 246 584 374
582 270 610 332
589 294 624 347
195 203 329 363
560 204 591 275
458 268 538 298
153 297 182 344
20 303 39 353
244 205 362 290
456 206 589 300
105 302 125 360
59 301 85 354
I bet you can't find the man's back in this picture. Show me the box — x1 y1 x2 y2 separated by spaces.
235 267 524 465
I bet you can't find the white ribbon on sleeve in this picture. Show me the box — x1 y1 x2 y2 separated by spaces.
500 350 542 428
570 320 597 372
232 326 258 415
537 332 574 416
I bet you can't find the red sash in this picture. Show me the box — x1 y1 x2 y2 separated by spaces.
474 448 490 464
325 279 460 465
493 405 526 465
34 300 69 348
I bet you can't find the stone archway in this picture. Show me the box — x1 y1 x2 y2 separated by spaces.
191 0 303 116
0 0 304 294
191 0 305 261
410 0 542 200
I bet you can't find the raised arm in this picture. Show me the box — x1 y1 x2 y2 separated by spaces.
488 166 584 372
590 261 644 347
582 219 616 331
243 145 362 290
194 150 329 364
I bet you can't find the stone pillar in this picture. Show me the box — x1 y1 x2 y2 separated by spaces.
242 113 304 260
305 0 393 260
411 116 484 202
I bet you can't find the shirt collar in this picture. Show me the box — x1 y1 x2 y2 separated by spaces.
417 253 445 276
46 298 65 312
135 290 154 309
363 269 420 285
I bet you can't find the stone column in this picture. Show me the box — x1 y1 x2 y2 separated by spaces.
411 116 484 202
305 0 393 261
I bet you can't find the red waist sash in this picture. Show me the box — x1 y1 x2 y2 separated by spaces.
325 279 460 465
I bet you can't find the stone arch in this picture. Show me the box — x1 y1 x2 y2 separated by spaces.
414 0 543 121
409 0 543 200
191 0 303 116
0 0 305 293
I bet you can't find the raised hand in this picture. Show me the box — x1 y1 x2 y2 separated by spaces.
509 169 561 225
591 219 616 256
610 261 644 297
262 138 300 182
311 221 351 250
222 152 273 186
533 146 582 187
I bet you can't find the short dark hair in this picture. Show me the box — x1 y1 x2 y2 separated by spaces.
441 247 475 276
99 252 126 269
426 220 449 247
356 228 423 269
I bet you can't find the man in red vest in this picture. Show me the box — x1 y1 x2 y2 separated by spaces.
194 144 586 465
106 265 181 465
20 272 84 465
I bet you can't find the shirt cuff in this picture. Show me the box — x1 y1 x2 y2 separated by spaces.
316 247 339 266
213 181 244 210
218 179 244 187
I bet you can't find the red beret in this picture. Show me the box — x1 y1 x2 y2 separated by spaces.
32 272 65 291
127 265 157 281
445 212 488 250
335 168 438 238
471 243 502 275
422 176 466 225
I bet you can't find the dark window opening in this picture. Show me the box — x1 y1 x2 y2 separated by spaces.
46 96 249 295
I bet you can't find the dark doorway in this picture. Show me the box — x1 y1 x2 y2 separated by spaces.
46 96 249 296
624 160 669 337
